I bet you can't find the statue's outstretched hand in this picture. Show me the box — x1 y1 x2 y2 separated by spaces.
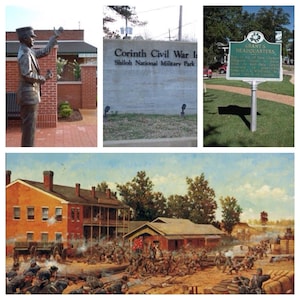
54 26 64 38
45 69 53 80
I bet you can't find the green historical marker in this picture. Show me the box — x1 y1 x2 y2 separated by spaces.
227 31 282 131
227 31 282 81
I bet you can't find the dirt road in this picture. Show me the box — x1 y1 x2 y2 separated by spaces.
204 84 294 107
6 254 294 294
204 70 294 107
125 256 294 294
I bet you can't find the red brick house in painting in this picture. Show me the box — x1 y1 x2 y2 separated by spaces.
124 217 225 252
5 170 130 256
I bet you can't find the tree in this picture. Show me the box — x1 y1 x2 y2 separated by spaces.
220 196 243 235
255 7 291 42
56 57 68 80
168 174 217 224
204 6 244 65
116 171 167 221
104 6 147 39
186 174 217 224
204 6 293 66
96 182 109 193
167 194 190 219
152 191 170 218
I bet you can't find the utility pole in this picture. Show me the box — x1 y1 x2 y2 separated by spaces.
178 5 182 41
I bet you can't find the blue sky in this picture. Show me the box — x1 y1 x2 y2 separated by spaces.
6 153 294 222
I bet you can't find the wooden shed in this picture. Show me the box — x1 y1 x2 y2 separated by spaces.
124 217 224 252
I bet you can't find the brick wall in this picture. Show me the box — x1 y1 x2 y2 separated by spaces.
6 59 19 92
58 82 82 108
6 181 68 255
81 64 97 109
6 46 58 127
38 46 58 127
57 64 97 110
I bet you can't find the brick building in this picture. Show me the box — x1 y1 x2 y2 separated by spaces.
6 29 97 128
5 170 130 256
124 217 225 252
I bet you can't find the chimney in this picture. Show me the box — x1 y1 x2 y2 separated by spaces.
106 188 111 199
6 170 11 185
91 186 96 198
75 183 80 196
43 170 54 191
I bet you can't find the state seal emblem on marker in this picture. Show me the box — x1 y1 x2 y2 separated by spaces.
247 31 264 44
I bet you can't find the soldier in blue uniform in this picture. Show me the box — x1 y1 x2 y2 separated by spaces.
6 271 35 294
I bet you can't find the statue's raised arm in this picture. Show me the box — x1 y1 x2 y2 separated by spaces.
53 26 64 38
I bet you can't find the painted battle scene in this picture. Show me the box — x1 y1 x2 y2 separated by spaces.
5 153 294 294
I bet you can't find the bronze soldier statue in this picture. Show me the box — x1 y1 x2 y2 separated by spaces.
16 26 63 147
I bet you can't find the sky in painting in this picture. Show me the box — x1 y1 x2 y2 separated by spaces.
6 153 294 222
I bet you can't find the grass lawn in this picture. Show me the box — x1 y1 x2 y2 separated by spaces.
103 114 197 141
204 89 294 147
206 74 294 96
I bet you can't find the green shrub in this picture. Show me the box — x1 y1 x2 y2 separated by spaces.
73 59 81 80
58 101 73 118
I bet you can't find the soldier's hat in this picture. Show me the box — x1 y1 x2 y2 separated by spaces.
55 279 69 292
49 265 59 272
16 26 37 39
6 270 17 279
38 270 51 281
24 271 35 277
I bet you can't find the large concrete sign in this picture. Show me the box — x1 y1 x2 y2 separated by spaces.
227 31 282 81
103 40 197 114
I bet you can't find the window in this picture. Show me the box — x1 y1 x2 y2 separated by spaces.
55 233 62 243
42 207 49 221
55 207 62 221
71 208 75 221
27 207 34 220
27 232 34 241
76 208 80 221
13 207 20 220
71 207 80 222
41 233 48 242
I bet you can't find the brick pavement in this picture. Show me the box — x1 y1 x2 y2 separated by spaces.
6 109 97 147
